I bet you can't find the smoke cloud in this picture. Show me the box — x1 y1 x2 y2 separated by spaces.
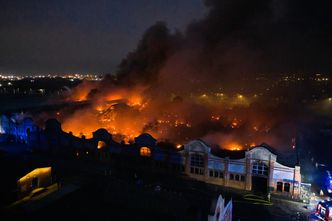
44 0 332 151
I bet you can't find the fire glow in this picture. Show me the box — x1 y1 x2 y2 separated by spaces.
44 12 300 151
55 81 285 151
226 142 242 151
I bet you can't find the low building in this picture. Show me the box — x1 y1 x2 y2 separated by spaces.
17 167 53 198
0 115 303 199
0 114 38 144
183 140 302 198
99 136 302 198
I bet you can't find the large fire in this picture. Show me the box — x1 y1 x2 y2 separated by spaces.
225 142 242 151
62 94 147 141
42 5 301 151
54 81 289 150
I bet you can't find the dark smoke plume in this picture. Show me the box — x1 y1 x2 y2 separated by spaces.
52 0 332 152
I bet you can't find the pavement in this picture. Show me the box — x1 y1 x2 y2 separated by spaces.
269 197 311 220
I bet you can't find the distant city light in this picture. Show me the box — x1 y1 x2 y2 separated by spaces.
0 73 103 81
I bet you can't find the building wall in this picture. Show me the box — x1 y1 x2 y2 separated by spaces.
2 114 302 199
0 114 38 144
17 167 52 198
183 140 302 199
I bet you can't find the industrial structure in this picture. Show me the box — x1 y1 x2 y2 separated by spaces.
0 115 304 199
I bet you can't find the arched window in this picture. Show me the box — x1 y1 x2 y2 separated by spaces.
235 174 240 181
252 162 269 176
26 128 31 135
97 141 106 149
140 147 151 157
284 183 290 192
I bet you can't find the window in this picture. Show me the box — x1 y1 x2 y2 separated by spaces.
252 162 268 176
140 147 151 157
97 141 106 149
240 175 245 182
210 170 224 178
320 207 326 218
190 167 194 173
31 177 39 189
284 183 290 192
190 153 205 175
277 182 283 192
235 174 240 181
190 153 204 167
230 174 234 180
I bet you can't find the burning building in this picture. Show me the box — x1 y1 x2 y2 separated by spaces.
0 114 305 199
4 0 328 200
39 1 315 152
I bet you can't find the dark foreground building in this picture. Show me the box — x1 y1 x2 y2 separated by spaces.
0 115 307 200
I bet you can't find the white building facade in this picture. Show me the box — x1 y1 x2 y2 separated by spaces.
182 140 302 198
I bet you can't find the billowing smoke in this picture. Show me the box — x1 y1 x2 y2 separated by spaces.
46 0 332 151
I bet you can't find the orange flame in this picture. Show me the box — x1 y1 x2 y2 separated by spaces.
223 142 242 151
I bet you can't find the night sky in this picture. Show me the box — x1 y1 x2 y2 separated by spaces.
1 0 332 76
0 0 205 74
